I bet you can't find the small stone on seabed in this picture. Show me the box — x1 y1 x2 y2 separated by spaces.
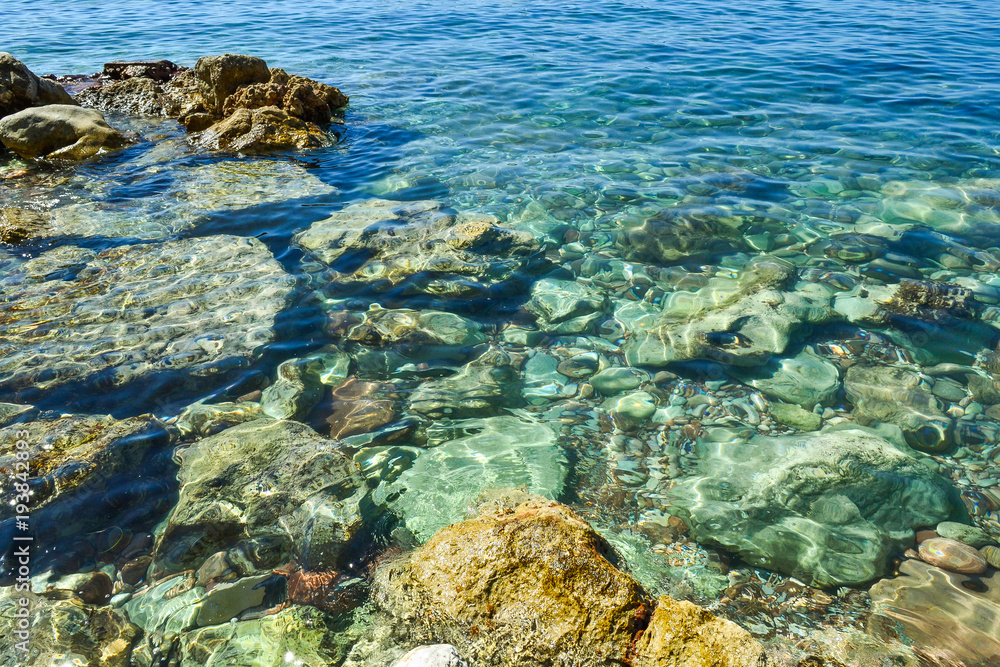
918 537 987 575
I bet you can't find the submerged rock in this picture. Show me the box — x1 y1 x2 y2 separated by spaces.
623 256 835 367
371 498 766 667
375 416 567 541
294 198 542 304
152 419 375 576
408 345 522 419
525 277 607 334
0 52 75 118
918 537 988 574
0 235 296 408
844 364 953 453
667 427 958 587
319 377 399 439
393 645 468 667
0 104 131 160
736 346 840 408
0 587 139 667
0 414 172 576
347 306 486 348
935 520 995 549
615 208 745 264
869 558 1000 666
173 400 264 440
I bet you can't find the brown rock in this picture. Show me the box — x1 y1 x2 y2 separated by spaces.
74 571 114 605
632 597 768 667
193 106 329 152
193 53 270 115
75 77 171 116
222 81 284 115
914 529 938 544
374 498 767 666
0 52 75 118
986 403 1000 422
918 537 987 575
102 59 182 82
120 555 152 586
322 378 397 439
221 72 348 124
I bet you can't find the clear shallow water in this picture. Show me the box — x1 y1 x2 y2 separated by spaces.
4 1 1000 665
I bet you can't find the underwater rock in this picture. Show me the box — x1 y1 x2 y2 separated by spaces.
0 414 172 576
0 104 131 160
869 558 1000 666
525 277 607 334
372 498 765 667
0 235 296 408
935 521 995 549
0 587 139 667
0 52 75 118
0 206 48 243
294 198 543 305
393 645 468 667
735 346 840 409
193 53 271 115
320 378 398 439
347 305 486 348
0 401 36 427
76 77 173 116
844 364 953 453
173 400 264 440
666 427 958 587
623 256 835 367
615 208 746 264
174 603 351 667
589 366 649 395
152 419 374 576
918 537 987 574
603 390 657 425
374 416 566 541
408 345 522 419
193 105 331 151
769 402 822 431
47 158 336 240
632 597 767 667
260 353 335 421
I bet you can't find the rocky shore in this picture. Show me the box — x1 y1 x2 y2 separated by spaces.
3 50 1000 667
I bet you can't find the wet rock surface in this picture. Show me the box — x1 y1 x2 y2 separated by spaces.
0 235 296 409
193 105 332 151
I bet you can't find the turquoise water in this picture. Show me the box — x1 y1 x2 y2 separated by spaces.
5 0 1000 664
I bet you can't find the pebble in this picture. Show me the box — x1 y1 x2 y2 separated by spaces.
935 521 996 549
590 367 650 395
981 545 1000 569
918 537 988 574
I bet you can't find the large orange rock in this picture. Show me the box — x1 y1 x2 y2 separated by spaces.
373 497 768 667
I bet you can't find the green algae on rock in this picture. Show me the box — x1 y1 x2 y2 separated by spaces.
151 419 376 576
0 235 296 407
666 427 959 587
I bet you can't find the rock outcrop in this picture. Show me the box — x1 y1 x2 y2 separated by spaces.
193 105 330 151
0 52 74 118
0 104 131 159
370 498 767 666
